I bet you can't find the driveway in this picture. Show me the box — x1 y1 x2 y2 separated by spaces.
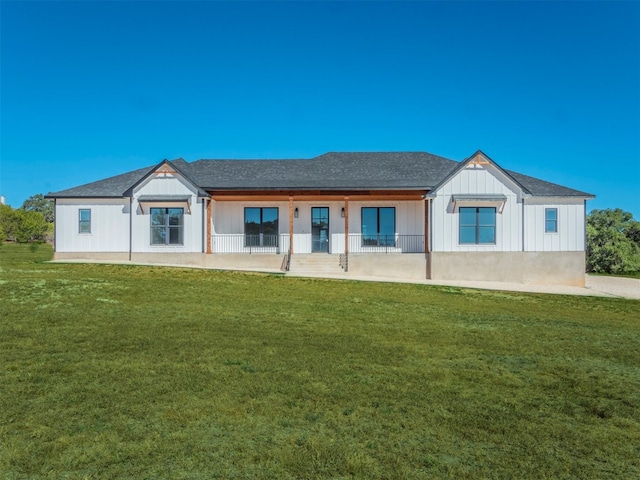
585 275 640 300
342 273 640 300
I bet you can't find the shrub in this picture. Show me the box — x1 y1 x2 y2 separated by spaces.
586 208 640 274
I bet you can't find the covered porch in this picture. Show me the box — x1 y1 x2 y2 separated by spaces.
205 190 431 259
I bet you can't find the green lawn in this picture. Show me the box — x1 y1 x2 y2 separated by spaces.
591 271 640 279
1 243 639 479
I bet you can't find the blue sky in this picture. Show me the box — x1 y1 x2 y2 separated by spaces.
1 1 639 217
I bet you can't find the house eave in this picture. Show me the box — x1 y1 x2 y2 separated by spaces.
204 186 430 192
44 194 129 200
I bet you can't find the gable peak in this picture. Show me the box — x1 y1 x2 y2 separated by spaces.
154 161 178 177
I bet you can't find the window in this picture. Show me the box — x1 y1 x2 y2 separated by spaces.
79 209 91 234
545 208 558 233
459 207 496 244
150 208 183 245
244 207 278 247
361 207 395 246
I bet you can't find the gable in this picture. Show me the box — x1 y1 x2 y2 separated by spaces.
126 159 207 198
124 160 209 217
433 152 524 200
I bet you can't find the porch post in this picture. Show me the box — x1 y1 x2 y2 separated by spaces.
206 197 212 254
289 196 294 254
344 196 349 254
424 198 430 253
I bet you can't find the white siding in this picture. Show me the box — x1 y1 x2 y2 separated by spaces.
524 198 585 251
55 199 130 252
212 200 424 254
292 202 345 254
131 173 204 253
212 201 290 235
431 163 523 252
347 200 424 235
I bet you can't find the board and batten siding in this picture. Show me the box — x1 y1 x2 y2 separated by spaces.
211 200 425 254
131 174 204 253
211 201 290 236
292 202 344 254
347 200 424 236
55 198 130 252
524 198 585 252
431 164 523 252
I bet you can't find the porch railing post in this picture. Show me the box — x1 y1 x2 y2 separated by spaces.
289 196 294 255
344 196 349 255
424 198 430 254
206 197 212 254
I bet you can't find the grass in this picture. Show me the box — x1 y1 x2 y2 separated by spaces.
1 243 639 479
590 271 640 279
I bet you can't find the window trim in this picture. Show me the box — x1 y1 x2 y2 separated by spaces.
545 208 558 233
79 209 91 234
459 206 496 245
244 207 279 247
150 207 184 246
361 206 396 247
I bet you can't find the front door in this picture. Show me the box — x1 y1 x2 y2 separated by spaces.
311 207 329 253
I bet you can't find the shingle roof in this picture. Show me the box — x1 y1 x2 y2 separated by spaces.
46 151 594 198
46 165 152 198
182 151 458 190
506 170 593 197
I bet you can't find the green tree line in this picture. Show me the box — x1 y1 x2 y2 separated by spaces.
0 194 53 243
586 208 640 274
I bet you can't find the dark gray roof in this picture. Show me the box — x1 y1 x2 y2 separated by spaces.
506 170 593 197
183 151 458 190
46 165 152 198
46 151 594 198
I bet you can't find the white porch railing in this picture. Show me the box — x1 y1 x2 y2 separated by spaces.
211 234 290 254
210 234 424 254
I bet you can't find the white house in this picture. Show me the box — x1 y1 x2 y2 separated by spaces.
46 150 594 286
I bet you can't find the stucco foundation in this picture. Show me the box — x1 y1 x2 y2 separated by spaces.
54 252 130 262
347 254 427 280
429 251 586 286
131 253 207 267
53 252 285 273
53 251 586 286
203 254 285 272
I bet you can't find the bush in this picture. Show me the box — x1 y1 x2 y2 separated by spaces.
586 209 640 274
0 203 49 243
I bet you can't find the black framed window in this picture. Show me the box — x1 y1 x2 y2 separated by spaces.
459 207 496 244
244 207 278 247
79 209 91 234
545 208 558 233
361 207 395 246
150 208 184 245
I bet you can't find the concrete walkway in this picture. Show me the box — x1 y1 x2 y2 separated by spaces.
584 275 640 300
290 272 640 300
427 275 639 300
50 259 639 300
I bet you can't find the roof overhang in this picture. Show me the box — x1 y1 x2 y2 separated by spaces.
451 194 508 213
137 195 192 214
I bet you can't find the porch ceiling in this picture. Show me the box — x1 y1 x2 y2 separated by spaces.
210 189 427 201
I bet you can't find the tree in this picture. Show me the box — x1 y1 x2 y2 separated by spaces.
15 209 49 242
21 193 54 223
0 204 49 243
0 204 19 242
586 208 640 274
0 205 10 244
